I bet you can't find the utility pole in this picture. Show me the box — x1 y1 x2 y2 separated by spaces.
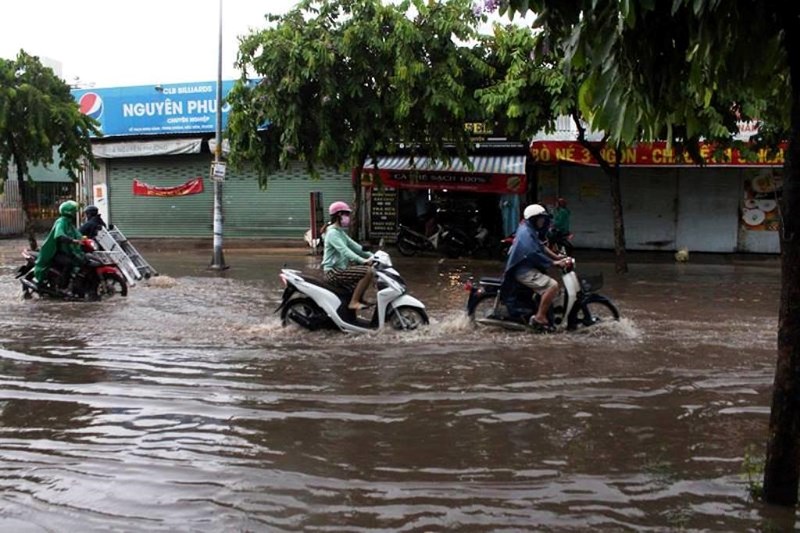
210 0 228 270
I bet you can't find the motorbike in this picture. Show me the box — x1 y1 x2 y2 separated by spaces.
277 249 429 333
465 259 619 333
16 238 128 301
395 223 470 258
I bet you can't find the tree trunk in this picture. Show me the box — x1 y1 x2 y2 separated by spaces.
763 3 800 506
609 149 628 274
350 156 368 242
16 167 38 251
575 132 629 273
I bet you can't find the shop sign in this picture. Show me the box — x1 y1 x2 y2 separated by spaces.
72 81 236 137
369 187 398 237
741 169 782 232
362 169 525 194
531 140 786 167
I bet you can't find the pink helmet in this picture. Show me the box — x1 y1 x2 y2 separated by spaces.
329 201 351 215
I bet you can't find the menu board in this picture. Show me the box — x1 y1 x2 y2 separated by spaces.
369 187 398 237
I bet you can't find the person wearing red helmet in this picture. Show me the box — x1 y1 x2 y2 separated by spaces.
321 201 374 310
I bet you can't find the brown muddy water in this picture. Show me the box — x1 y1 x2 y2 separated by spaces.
0 240 793 531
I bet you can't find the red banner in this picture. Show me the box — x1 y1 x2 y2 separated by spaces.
530 141 786 167
360 169 526 194
133 177 204 197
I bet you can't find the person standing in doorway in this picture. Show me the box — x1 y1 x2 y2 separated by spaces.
499 193 521 237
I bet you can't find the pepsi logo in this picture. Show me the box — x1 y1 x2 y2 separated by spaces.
78 92 104 120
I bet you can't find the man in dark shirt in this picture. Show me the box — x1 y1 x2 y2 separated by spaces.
79 205 106 239
504 204 571 327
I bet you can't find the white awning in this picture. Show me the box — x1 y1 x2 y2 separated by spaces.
93 138 202 158
366 155 526 174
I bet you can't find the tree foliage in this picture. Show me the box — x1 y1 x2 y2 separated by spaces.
496 0 800 506
227 0 493 187
0 50 99 248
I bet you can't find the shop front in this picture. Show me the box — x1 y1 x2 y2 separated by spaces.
530 140 784 253
72 81 354 239
359 154 529 242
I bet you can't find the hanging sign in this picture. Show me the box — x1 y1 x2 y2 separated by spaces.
133 177 204 197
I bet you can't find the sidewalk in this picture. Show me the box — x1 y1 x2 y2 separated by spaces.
0 235 780 266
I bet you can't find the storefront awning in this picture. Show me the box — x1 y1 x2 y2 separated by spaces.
530 140 785 167
92 138 202 158
360 155 527 194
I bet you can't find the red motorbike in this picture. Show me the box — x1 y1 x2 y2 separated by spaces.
16 238 128 300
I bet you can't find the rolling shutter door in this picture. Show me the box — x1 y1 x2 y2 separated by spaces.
107 155 352 238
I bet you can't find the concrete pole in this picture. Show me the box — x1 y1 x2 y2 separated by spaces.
210 0 227 270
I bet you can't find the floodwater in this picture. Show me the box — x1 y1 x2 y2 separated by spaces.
0 240 794 531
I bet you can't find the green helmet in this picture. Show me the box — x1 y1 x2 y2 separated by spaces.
59 200 79 216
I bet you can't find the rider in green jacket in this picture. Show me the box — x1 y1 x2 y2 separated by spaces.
34 200 85 287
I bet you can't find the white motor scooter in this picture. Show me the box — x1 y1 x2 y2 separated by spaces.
277 250 429 333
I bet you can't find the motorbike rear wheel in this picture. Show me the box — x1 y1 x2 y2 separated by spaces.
282 297 324 329
396 236 418 257
469 293 499 321
575 299 619 328
97 273 128 298
387 306 428 331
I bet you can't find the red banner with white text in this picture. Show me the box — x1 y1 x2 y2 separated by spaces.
133 177 204 197
530 141 786 167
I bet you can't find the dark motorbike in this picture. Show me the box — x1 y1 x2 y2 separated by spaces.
17 238 128 301
465 260 619 332
395 223 471 258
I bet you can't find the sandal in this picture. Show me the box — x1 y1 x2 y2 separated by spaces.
349 302 375 311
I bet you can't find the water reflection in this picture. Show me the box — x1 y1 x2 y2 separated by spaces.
0 243 792 530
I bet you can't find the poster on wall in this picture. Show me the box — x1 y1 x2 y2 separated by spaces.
133 177 204 197
369 187 398 237
741 169 782 232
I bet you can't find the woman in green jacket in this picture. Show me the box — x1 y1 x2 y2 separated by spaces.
321 201 373 310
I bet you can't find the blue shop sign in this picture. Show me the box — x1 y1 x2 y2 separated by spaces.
72 81 236 137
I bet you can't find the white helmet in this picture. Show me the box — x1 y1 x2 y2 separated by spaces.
523 204 547 219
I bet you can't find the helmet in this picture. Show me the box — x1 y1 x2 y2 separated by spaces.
328 201 351 216
523 204 547 220
59 200 79 216
84 205 99 217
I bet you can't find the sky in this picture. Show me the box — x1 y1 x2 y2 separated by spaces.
0 0 292 88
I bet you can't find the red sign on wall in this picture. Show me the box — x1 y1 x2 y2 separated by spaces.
133 177 204 197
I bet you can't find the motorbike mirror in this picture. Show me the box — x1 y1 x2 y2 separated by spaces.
378 237 385 251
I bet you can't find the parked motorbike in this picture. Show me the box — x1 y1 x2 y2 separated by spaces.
465 259 619 333
395 224 470 258
17 238 128 301
277 249 429 334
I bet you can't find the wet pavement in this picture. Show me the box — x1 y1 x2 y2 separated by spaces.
0 238 793 531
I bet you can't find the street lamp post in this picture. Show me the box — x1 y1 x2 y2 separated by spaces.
210 0 228 270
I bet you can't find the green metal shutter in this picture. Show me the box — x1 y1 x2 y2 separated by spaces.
108 155 353 238
223 163 353 238
108 155 212 237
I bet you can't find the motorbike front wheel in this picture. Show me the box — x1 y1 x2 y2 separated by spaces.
388 306 428 331
97 273 128 298
574 298 619 328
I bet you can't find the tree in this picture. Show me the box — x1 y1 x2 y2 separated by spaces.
226 0 492 239
497 0 798 506
477 24 629 272
0 50 99 249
